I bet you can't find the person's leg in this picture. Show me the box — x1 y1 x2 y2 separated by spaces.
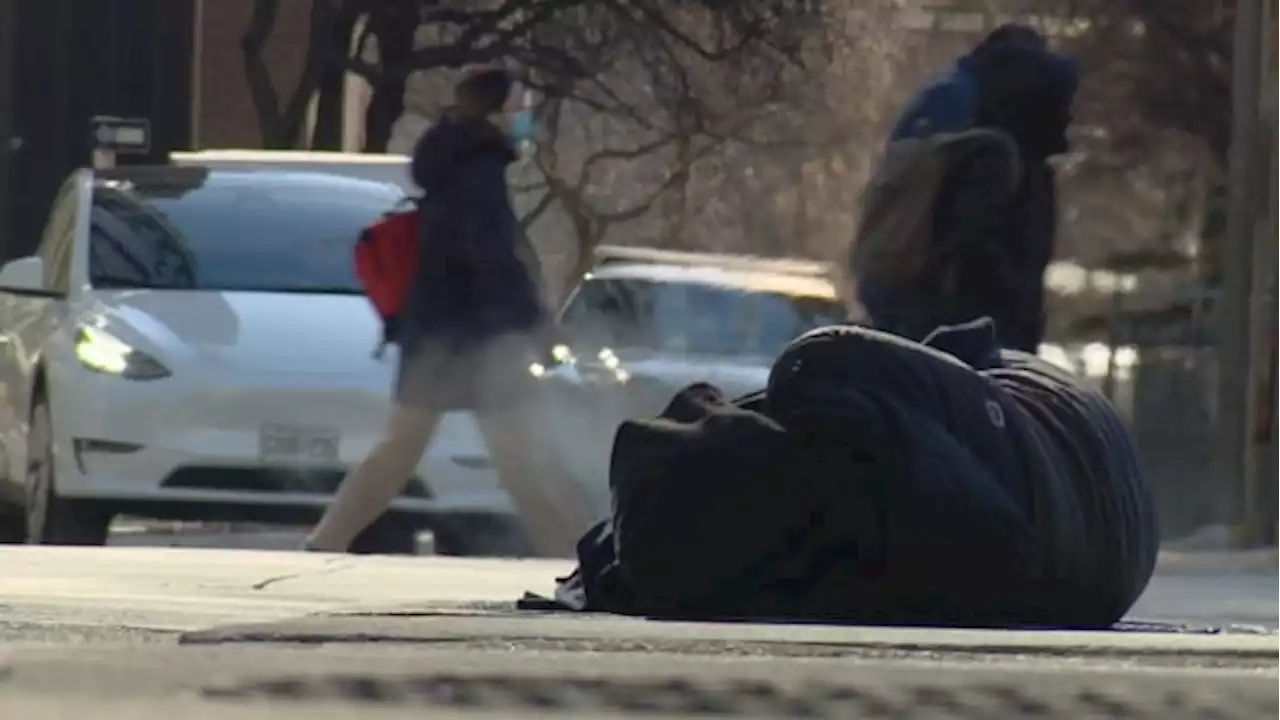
475 404 594 558
349 513 419 555
307 402 441 552
472 333 596 557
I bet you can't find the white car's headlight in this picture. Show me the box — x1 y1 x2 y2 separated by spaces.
551 344 576 364
74 326 171 380
529 343 577 380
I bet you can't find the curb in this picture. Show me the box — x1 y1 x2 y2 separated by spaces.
1155 549 1278 575
109 524 437 554
179 613 1280 661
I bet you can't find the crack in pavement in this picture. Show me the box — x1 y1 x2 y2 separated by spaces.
250 558 358 591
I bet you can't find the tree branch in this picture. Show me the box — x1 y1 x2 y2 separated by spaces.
242 0 341 149
241 0 283 145
518 189 556 231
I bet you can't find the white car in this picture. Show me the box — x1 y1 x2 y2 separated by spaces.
527 255 850 512
169 149 419 193
0 163 529 553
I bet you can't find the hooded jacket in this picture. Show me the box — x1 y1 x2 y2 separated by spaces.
870 30 1078 352
400 116 545 352
889 25 1049 139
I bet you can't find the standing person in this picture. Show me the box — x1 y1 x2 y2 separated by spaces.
886 24 1048 141
307 66 594 557
854 24 1077 352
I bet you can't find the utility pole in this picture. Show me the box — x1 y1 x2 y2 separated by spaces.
1264 0 1280 540
1212 0 1268 545
0 0 14 262
190 0 205 149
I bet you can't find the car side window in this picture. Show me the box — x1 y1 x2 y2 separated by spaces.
753 293 847 355
561 278 654 350
559 280 601 329
678 284 749 355
37 182 79 292
89 190 198 289
754 293 814 355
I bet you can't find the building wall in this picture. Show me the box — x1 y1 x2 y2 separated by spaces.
1 0 195 259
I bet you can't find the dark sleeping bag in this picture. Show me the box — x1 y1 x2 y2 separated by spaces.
556 319 1158 628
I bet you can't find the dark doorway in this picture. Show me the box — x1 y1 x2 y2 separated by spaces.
0 0 195 261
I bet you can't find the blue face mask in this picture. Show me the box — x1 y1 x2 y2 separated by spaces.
507 110 535 143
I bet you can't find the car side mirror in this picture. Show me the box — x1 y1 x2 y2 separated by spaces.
0 256 45 293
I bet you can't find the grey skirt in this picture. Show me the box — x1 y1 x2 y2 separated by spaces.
395 334 539 413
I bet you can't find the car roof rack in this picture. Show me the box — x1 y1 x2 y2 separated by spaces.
593 244 834 278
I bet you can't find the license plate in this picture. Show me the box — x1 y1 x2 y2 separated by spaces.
258 424 341 466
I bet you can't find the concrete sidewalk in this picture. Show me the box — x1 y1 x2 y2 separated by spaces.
1155 548 1278 575
0 547 568 632
0 546 1274 634
110 517 1280 572
0 546 1274 719
179 609 1280 661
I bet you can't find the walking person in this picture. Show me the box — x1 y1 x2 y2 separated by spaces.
852 24 1078 352
307 66 594 557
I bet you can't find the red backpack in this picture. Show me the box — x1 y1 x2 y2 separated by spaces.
354 200 420 348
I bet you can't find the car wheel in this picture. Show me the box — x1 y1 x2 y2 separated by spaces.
348 513 419 555
25 399 113 546
0 504 24 543
431 516 533 557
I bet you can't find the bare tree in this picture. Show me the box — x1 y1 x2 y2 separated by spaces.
1047 0 1237 280
671 0 910 263
238 0 918 294
311 1 364 149
520 0 870 295
524 93 742 301
241 0 341 149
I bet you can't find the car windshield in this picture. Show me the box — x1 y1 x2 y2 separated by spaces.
560 276 847 359
88 173 404 293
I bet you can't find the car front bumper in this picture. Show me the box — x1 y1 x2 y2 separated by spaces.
48 362 516 518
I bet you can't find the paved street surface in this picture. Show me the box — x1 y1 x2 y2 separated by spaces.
108 518 304 546
0 545 1275 718
108 518 434 552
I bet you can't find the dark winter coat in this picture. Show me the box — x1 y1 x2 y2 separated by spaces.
888 24 1049 141
392 117 547 411
559 320 1157 628
402 116 545 353
865 35 1078 352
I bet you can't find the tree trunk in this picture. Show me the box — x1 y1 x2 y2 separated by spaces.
310 4 360 150
242 0 336 149
658 135 692 248
361 6 415 153
788 162 810 255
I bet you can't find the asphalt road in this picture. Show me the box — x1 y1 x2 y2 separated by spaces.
1 543 1274 718
108 518 369 551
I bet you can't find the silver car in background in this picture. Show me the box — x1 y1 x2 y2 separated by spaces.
538 249 849 512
